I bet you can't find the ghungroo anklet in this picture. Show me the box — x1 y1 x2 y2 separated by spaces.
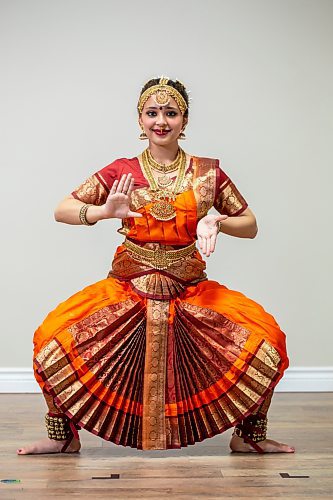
233 415 268 453
45 414 72 441
234 415 268 443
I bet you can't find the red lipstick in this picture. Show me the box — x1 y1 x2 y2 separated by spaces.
153 129 170 136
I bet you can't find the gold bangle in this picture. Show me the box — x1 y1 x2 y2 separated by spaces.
217 220 223 233
79 204 96 226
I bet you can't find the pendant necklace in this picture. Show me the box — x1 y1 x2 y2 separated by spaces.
146 148 181 189
141 148 186 221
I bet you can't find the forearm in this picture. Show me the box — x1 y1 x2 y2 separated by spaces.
219 214 258 239
54 197 104 225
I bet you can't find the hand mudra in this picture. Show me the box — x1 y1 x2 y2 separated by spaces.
197 214 228 257
101 173 142 220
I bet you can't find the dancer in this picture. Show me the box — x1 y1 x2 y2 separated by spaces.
18 77 295 455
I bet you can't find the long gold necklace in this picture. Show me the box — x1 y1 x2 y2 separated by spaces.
146 148 184 189
141 149 187 221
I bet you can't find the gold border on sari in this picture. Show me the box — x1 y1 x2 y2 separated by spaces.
215 179 248 216
72 174 108 205
192 157 217 219
142 299 169 450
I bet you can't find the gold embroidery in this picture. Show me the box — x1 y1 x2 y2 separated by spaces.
117 218 131 236
180 302 250 352
68 299 140 343
35 339 67 377
256 341 281 367
109 244 207 297
235 341 281 405
124 239 196 270
130 156 194 211
131 274 186 299
192 157 217 219
215 179 247 216
162 303 281 447
142 299 169 450
35 293 283 449
35 298 146 447
130 186 154 210
73 174 108 205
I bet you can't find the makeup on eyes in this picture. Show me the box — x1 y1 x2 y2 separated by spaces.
146 110 178 117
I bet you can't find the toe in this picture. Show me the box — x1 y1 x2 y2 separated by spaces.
285 445 296 453
269 440 296 453
274 440 295 453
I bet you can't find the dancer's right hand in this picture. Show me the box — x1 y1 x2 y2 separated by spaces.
100 173 142 219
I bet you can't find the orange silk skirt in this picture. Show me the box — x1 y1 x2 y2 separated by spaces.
33 273 288 450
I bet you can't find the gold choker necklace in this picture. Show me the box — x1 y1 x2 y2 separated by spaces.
146 148 182 173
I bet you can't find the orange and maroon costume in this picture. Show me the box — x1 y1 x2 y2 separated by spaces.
33 156 288 450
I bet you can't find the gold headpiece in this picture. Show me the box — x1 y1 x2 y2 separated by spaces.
137 77 188 115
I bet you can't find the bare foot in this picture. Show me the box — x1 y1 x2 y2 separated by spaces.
230 434 295 453
17 437 81 455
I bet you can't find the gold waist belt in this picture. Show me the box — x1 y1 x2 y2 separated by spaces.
123 239 197 270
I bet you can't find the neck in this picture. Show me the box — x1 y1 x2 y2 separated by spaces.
148 142 179 165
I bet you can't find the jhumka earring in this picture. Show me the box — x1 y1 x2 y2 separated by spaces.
139 127 148 140
178 130 186 140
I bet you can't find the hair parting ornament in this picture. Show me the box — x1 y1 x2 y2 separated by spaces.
137 76 188 115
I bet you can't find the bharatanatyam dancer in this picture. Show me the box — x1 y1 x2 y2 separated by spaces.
18 77 295 455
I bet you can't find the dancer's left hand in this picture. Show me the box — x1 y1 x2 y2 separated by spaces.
197 214 228 257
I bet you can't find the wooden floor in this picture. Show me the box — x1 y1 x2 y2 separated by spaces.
0 393 332 499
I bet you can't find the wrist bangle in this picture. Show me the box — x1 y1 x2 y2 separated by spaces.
216 220 223 233
79 204 97 226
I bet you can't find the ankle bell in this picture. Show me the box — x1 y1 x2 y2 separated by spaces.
45 413 71 441
234 415 268 443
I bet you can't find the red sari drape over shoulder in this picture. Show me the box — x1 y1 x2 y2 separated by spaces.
33 155 289 450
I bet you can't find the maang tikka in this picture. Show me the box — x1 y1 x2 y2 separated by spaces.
137 77 188 115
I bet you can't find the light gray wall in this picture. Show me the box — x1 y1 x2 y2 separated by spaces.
1 0 332 368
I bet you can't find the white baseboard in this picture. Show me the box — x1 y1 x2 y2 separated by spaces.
275 367 333 392
0 367 332 393
0 368 41 393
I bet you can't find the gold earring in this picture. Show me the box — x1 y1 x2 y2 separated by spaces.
139 127 148 140
178 130 186 140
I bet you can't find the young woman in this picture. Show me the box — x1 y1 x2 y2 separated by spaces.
17 77 295 455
